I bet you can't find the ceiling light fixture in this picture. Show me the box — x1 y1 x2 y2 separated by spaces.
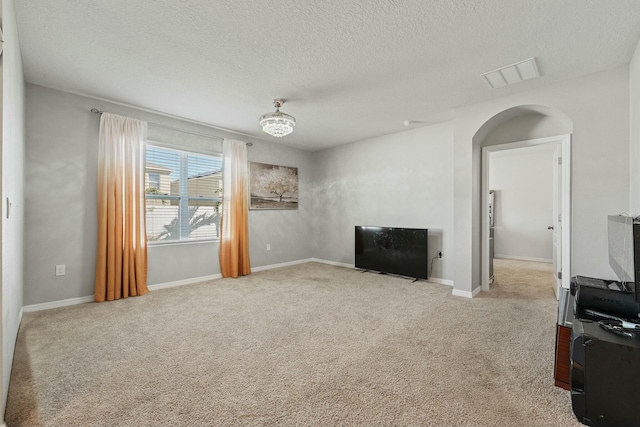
260 99 296 137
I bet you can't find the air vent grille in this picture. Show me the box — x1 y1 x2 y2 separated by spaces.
481 58 540 89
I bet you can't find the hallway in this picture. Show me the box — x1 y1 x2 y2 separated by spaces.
490 258 556 300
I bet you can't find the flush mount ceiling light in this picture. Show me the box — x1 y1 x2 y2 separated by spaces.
259 99 296 137
481 57 540 89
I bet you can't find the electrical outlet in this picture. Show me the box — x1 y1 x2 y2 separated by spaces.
438 251 443 260
266 244 271 251
55 264 66 276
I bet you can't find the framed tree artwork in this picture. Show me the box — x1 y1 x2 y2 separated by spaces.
249 162 299 210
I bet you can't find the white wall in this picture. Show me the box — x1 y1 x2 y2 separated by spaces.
630 38 640 214
489 145 555 262
24 84 314 304
453 67 630 293
311 122 454 283
1 0 25 416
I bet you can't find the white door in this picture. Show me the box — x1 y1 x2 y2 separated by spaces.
551 144 562 297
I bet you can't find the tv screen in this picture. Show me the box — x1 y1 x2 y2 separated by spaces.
608 215 640 301
355 226 428 279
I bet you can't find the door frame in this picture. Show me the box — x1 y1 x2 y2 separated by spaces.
481 134 572 294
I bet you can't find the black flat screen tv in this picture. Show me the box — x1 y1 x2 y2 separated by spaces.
608 215 640 303
355 226 428 279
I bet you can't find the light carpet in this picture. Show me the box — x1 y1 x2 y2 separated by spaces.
6 260 581 426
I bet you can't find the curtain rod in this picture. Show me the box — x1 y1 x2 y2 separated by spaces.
90 108 253 146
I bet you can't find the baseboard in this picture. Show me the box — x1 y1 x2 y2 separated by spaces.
22 295 95 313
452 286 482 298
494 254 553 263
252 258 314 272
148 274 222 291
21 259 452 312
311 258 355 269
18 307 23 327
23 274 223 313
152 259 318 279
311 258 453 285
427 277 454 287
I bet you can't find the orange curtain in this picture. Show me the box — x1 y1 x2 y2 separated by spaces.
219 139 251 277
95 113 149 302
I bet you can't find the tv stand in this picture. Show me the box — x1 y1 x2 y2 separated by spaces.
555 286 640 426
570 319 640 426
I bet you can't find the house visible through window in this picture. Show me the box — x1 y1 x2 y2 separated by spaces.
145 144 223 243
148 173 161 190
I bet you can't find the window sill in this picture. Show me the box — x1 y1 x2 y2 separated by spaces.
148 238 220 248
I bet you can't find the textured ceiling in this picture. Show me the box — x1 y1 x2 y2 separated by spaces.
15 0 640 151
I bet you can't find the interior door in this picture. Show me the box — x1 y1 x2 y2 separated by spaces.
552 144 562 297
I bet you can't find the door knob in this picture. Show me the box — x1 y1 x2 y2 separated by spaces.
547 226 554 230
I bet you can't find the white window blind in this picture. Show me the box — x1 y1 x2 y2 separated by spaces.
145 145 223 243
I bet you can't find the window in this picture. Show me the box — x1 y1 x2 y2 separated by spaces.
148 173 160 190
145 145 223 243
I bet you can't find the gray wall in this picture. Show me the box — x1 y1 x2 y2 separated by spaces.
489 145 555 261
454 67 630 293
312 122 454 282
24 84 313 304
482 113 570 147
630 38 640 214
247 140 314 268
2 0 25 414
20 64 637 302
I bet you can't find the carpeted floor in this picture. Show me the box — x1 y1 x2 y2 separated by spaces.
6 260 581 426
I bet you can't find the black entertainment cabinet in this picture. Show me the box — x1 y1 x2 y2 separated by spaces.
570 317 640 427
556 281 640 427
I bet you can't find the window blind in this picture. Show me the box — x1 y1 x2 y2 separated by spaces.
145 145 223 243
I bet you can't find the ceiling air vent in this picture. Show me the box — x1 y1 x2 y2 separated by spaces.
481 57 540 89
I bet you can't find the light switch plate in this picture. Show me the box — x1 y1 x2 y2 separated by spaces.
55 264 66 276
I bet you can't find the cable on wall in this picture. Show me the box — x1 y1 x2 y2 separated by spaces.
428 256 439 279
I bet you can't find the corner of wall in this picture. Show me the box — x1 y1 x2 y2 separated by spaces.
1 0 27 417
629 37 640 214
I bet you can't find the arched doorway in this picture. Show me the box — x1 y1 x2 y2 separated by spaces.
472 105 573 296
